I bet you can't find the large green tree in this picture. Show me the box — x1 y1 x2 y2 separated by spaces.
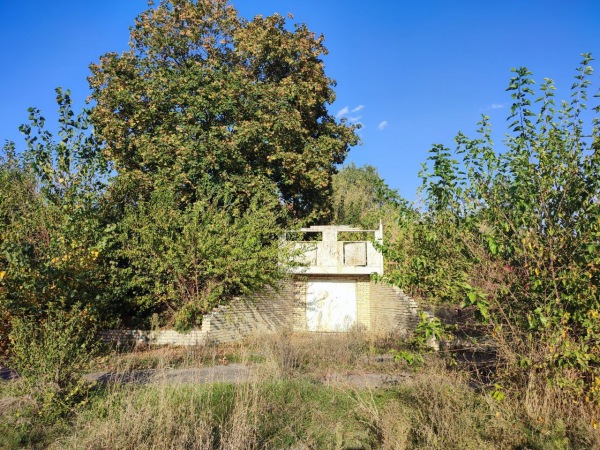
331 163 403 229
88 0 358 222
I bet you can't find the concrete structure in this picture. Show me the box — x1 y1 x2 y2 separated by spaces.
287 224 385 332
103 225 420 346
287 224 384 276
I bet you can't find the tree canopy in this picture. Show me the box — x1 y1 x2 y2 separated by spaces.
88 0 359 223
331 163 402 229
1 0 361 334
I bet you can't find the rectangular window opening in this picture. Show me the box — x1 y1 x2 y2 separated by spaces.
285 231 323 242
337 231 375 242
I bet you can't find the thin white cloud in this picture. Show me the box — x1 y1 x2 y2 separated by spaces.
377 120 388 130
351 104 364 113
348 115 362 123
336 106 349 118
491 103 504 109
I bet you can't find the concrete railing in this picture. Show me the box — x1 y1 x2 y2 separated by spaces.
286 224 384 276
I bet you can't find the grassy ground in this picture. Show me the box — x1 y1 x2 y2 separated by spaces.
1 331 599 449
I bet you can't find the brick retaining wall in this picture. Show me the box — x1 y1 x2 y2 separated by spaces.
103 278 421 346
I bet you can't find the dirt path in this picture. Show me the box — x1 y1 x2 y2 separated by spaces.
84 364 252 385
84 364 412 389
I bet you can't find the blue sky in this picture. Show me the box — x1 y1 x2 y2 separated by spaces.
1 0 599 199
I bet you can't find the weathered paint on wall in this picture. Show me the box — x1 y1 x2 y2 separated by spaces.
305 280 357 331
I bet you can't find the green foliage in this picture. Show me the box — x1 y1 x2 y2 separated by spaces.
414 312 444 344
384 54 600 400
393 349 424 366
74 0 360 326
381 199 472 302
0 90 116 345
2 0 359 336
392 312 444 366
88 0 358 223
9 307 98 419
331 163 402 229
173 302 203 333
116 182 289 329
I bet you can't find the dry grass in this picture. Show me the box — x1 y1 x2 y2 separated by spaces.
2 330 600 449
248 329 377 377
51 374 375 449
92 341 250 373
52 331 385 449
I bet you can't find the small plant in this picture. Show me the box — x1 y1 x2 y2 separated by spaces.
9 307 99 419
172 302 203 333
413 311 444 348
490 383 505 402
393 349 424 366
391 312 445 367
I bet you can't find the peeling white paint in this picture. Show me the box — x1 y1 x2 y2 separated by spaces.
306 281 357 331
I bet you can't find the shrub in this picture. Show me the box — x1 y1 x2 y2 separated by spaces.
9 307 99 419
384 55 600 400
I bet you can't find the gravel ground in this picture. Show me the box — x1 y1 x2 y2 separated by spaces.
84 363 252 385
84 363 412 389
3 357 412 389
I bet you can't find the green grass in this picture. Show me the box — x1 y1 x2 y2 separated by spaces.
1 332 599 449
49 378 400 449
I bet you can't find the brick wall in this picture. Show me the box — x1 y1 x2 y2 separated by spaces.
101 329 208 346
102 276 421 346
292 276 308 331
203 277 420 342
356 278 371 328
203 280 297 343
369 281 419 336
101 280 298 346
